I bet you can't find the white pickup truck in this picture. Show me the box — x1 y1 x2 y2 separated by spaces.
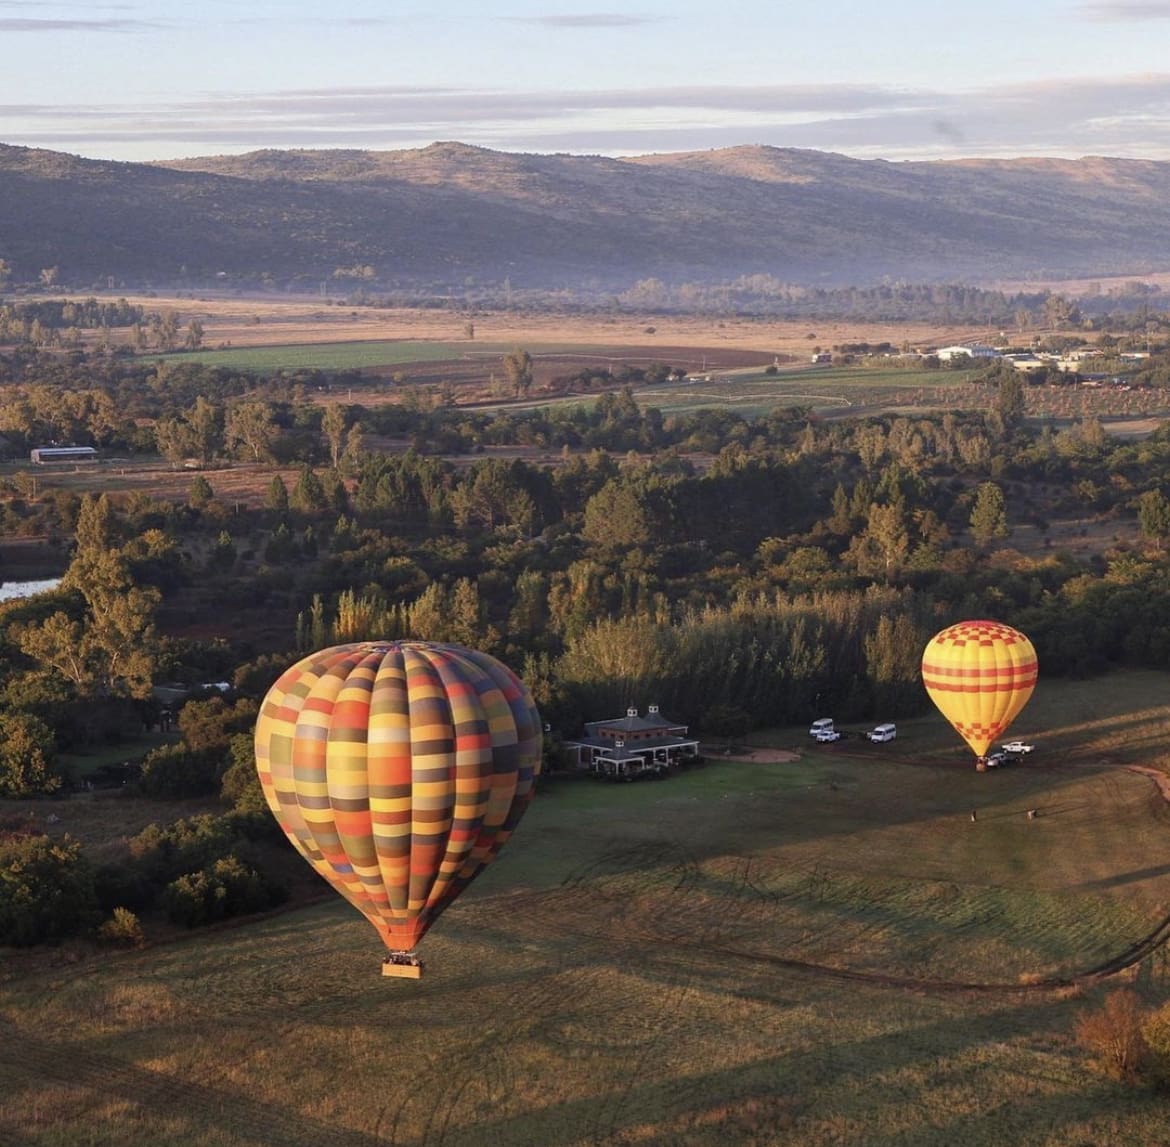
1001 741 1035 755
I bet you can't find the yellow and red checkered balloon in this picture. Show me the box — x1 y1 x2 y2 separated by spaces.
921 620 1037 761
254 641 542 959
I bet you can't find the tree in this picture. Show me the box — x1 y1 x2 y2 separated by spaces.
969 481 1009 546
266 474 289 513
0 712 59 796
503 346 534 398
224 400 276 463
993 370 1026 429
188 474 214 509
1138 489 1170 549
153 414 197 465
581 480 654 550
18 529 159 703
848 502 909 581
321 404 348 470
220 733 270 812
177 696 258 752
153 310 180 351
0 834 97 946
864 615 925 714
290 466 328 512
184 319 205 350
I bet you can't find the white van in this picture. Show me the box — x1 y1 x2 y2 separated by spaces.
867 723 897 743
809 718 835 738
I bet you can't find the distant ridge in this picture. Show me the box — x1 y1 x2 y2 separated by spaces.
2 142 1170 291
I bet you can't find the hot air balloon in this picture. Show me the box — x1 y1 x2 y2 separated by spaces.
254 641 542 977
921 620 1037 771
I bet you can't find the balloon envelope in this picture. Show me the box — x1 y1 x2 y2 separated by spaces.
254 641 542 955
921 620 1037 760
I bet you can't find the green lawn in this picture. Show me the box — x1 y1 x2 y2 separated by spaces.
5 669 1170 1145
155 340 607 372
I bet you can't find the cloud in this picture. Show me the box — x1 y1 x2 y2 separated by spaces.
0 16 157 31
1080 1 1170 18
9 73 1170 163
507 13 658 27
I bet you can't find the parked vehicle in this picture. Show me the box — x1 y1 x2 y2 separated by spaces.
983 749 1008 768
867 723 897 743
809 717 835 738
813 728 843 743
1001 741 1034 754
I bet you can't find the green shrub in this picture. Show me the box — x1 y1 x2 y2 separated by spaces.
0 711 60 797
177 696 258 751
162 856 285 928
0 834 97 946
219 733 269 813
97 906 146 948
138 743 227 798
94 859 156 913
128 813 242 885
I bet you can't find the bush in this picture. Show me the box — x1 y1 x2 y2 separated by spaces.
1074 988 1148 1082
138 743 227 798
177 696 258 751
0 834 98 946
0 711 61 797
1142 1001 1170 1089
128 813 243 886
219 733 270 813
97 906 146 948
162 856 285 928
94 859 156 913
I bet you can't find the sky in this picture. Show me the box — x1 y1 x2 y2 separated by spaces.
2 0 1169 165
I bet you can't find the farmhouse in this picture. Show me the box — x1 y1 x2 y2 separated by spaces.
30 445 98 465
935 344 1000 363
1002 352 1048 373
563 705 700 780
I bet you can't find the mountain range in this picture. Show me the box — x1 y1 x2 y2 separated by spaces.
3 141 1170 293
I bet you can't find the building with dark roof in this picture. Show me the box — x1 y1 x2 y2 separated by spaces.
563 705 700 780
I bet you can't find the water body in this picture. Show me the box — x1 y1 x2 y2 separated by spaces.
0 578 62 602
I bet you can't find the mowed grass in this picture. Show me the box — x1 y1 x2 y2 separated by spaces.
4 671 1170 1145
159 340 606 372
626 363 987 418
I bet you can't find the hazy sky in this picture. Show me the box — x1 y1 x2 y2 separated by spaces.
3 0 1168 163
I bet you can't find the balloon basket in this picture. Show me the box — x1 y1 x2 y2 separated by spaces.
382 953 423 980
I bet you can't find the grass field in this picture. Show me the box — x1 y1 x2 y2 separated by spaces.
4 671 1170 1145
631 364 987 418
158 339 540 372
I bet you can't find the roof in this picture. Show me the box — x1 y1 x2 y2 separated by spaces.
585 713 684 735
567 733 698 753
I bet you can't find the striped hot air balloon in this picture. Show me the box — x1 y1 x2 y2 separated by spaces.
921 620 1038 770
254 641 542 977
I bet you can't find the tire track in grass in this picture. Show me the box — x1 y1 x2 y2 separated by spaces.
0 1017 389 1147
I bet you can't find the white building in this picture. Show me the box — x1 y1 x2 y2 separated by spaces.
934 344 1001 363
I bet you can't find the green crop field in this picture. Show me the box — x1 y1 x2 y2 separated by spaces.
4 671 1170 1145
158 341 604 372
633 364 986 418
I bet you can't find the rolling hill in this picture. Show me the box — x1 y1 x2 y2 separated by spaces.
3 141 1170 292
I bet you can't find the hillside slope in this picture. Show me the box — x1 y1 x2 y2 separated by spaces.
2 141 1170 291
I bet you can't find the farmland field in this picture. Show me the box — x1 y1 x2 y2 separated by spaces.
5 671 1170 1146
